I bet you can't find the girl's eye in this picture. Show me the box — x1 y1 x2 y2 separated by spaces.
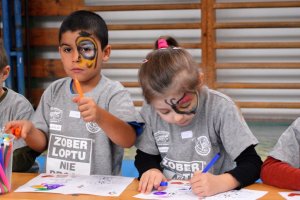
160 110 170 115
179 103 191 109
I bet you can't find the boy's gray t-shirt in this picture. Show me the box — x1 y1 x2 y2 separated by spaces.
0 87 34 149
135 86 258 180
32 75 137 175
269 117 300 168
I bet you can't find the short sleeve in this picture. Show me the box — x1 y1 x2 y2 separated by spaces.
108 89 137 123
32 87 52 138
135 104 160 155
215 100 258 160
14 100 34 121
269 118 300 168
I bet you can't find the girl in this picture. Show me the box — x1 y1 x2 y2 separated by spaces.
135 36 262 197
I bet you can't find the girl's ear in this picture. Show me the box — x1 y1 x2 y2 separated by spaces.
102 45 111 62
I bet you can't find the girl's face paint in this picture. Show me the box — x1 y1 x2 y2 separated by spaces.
75 36 98 68
164 91 198 115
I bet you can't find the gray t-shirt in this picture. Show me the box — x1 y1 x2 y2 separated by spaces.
135 86 258 180
32 75 137 175
0 87 34 149
269 117 300 168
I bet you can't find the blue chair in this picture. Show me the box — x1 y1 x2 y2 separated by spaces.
35 154 46 173
121 159 139 178
256 178 262 183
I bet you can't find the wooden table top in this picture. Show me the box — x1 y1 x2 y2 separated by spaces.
0 173 293 200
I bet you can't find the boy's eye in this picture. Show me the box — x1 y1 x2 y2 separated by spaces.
79 46 93 53
79 47 94 55
62 47 72 53
77 43 96 60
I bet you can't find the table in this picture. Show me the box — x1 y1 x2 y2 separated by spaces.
1 173 293 200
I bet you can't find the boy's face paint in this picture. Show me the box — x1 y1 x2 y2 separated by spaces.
164 92 198 115
75 36 98 68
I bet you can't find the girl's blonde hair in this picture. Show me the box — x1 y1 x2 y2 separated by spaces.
139 36 200 103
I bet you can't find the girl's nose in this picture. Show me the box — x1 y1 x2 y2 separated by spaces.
174 113 184 122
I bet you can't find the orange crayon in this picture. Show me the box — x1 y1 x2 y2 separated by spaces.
74 78 84 98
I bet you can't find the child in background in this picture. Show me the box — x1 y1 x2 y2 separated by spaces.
0 39 40 172
5 10 139 175
261 118 300 190
134 36 262 197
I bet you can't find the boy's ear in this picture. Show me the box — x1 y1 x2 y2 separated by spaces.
102 45 111 62
198 72 204 86
1 65 10 81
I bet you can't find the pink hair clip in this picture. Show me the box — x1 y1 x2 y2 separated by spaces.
157 39 168 49
142 59 148 63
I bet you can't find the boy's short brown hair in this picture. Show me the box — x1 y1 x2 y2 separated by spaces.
0 40 8 70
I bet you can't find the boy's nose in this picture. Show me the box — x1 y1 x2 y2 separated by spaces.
72 51 81 63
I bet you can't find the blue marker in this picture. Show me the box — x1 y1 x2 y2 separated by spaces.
160 181 168 187
189 153 221 190
203 152 221 173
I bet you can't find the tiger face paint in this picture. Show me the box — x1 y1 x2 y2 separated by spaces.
75 36 98 69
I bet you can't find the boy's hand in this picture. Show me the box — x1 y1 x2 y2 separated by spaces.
4 120 33 140
73 97 101 122
138 168 167 194
190 171 220 197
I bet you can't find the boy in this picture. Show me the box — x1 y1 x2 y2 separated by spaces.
5 10 139 175
0 39 40 172
261 117 300 190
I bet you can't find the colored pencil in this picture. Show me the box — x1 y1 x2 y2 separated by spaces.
0 145 4 168
0 162 10 191
74 78 84 98
4 143 12 171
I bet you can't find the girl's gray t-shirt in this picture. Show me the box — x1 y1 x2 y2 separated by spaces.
135 86 258 179
32 76 137 175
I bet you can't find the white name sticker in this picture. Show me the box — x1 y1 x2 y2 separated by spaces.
158 147 169 153
69 111 81 118
50 124 62 131
181 130 193 139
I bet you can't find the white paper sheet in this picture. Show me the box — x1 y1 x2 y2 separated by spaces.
279 192 300 200
134 180 268 200
14 173 134 197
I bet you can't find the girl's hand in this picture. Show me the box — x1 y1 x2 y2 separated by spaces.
190 171 240 197
190 171 220 197
73 97 101 123
138 168 167 194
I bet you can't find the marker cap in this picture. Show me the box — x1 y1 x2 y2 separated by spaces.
160 181 168 186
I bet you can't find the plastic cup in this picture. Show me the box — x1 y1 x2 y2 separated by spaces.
0 133 14 194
